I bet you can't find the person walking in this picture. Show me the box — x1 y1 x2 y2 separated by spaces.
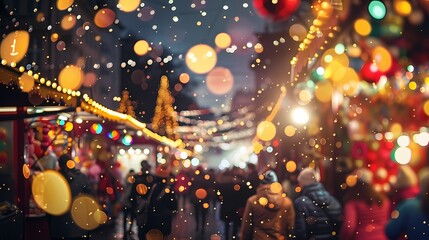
139 164 177 240
340 168 390 240
240 169 295 240
294 167 342 240
126 161 155 240
50 154 93 240
385 167 429 239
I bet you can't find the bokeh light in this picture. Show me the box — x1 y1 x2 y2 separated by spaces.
215 32 232 49
134 40 150 56
185 44 217 74
117 0 140 12
314 81 333 103
0 31 30 65
284 125 296 137
256 121 276 141
206 67 234 95
57 0 74 11
32 170 71 215
289 24 307 41
18 73 34 92
394 147 412 164
107 130 120 140
286 161 297 172
394 0 412 16
291 107 309 125
354 18 372 36
22 164 30 179
368 0 386 20
94 8 116 28
146 229 164 240
270 182 283 193
60 14 76 30
71 195 104 230
372 46 392 72
179 73 190 84
58 65 84 90
83 72 97 87
90 123 103 134
195 188 208 199
122 134 133 146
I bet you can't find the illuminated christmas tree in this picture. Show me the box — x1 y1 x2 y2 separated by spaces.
152 76 178 140
117 90 136 118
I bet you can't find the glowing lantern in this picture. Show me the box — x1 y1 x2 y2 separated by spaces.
19 73 34 92
71 195 104 230
360 62 383 83
57 0 74 10
58 65 84 90
206 67 234 95
0 31 30 65
354 18 372 36
314 80 333 103
372 46 392 73
134 40 150 56
32 170 72 215
253 0 301 22
289 24 307 41
215 33 232 49
83 72 97 87
185 44 217 74
393 0 412 16
117 0 140 12
368 0 386 20
179 73 190 84
94 8 116 28
257 121 276 142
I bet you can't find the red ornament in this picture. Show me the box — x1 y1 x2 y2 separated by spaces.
360 62 383 83
253 0 301 22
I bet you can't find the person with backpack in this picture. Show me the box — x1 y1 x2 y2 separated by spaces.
240 169 295 239
294 167 342 240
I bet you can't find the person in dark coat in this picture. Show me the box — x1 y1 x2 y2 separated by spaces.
294 167 342 240
140 164 177 240
189 166 210 233
385 167 429 240
50 154 93 239
127 161 155 240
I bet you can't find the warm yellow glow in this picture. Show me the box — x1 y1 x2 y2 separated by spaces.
315 81 333 103
56 0 74 10
270 182 283 193
394 0 412 16
0 31 30 65
284 125 296 137
19 73 34 92
289 24 307 42
257 121 276 141
286 161 297 172
186 44 217 74
254 43 264 53
258 197 268 206
195 188 208 199
215 32 232 49
424 100 429 117
134 40 150 56
354 18 372 36
71 195 103 230
32 170 72 215
117 0 140 12
22 164 30 179
60 14 76 30
58 65 84 90
372 46 392 72
179 73 190 84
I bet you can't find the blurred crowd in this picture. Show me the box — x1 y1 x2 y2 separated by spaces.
43 154 429 240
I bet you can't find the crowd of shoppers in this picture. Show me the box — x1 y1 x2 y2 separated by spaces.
40 153 429 240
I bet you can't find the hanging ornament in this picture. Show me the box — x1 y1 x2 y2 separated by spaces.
253 0 301 22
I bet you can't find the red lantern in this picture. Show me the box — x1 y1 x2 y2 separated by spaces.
253 0 301 22
360 62 383 83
